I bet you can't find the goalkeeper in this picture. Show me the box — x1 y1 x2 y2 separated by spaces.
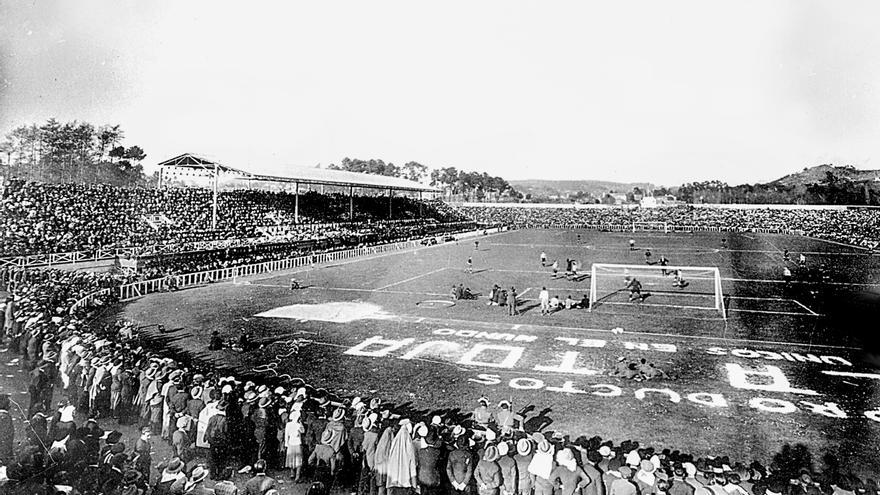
672 269 689 289
627 277 644 302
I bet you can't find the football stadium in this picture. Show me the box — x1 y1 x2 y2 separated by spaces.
4 2 880 493
3 170 880 494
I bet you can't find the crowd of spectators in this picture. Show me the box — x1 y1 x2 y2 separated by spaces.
1 265 874 494
456 206 880 250
0 179 467 257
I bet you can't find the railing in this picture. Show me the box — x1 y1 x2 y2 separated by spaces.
68 287 112 315
115 238 430 302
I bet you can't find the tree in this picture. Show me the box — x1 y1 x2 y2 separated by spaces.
401 161 427 182
125 145 146 163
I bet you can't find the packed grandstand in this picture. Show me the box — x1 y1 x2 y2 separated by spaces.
1 178 878 495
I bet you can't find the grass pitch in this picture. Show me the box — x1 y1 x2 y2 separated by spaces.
121 229 880 472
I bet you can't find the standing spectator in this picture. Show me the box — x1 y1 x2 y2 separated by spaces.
551 448 591 495
496 442 518 495
206 402 230 479
475 445 502 495
284 407 305 482
514 438 535 495
417 430 444 495
447 436 475 495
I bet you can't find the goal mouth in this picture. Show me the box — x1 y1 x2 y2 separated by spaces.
589 263 726 319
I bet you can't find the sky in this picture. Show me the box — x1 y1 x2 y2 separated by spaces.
1 1 879 186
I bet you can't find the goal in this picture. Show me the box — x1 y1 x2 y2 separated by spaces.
632 221 669 233
588 263 726 319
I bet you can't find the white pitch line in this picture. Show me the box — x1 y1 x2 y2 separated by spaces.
822 371 880 380
790 299 819 316
491 269 880 287
375 267 450 291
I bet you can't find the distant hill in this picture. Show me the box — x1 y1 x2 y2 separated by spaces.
509 179 654 200
770 164 880 187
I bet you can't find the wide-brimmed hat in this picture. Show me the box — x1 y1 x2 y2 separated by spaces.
517 438 532 456
164 458 184 475
537 440 552 453
191 386 203 400
483 445 499 462
361 416 374 432
498 400 511 409
497 442 510 456
243 390 257 403
321 430 333 445
478 397 490 406
415 424 429 438
258 396 272 409
331 408 345 422
190 465 209 484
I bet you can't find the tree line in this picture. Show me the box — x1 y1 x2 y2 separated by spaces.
0 119 152 186
328 157 522 201
676 171 880 205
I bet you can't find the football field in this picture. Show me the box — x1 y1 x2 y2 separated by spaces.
122 229 880 472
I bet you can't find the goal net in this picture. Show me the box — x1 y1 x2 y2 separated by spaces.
632 221 669 233
588 263 726 319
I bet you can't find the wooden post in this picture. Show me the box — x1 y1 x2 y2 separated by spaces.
349 186 354 221
211 162 218 230
294 181 300 224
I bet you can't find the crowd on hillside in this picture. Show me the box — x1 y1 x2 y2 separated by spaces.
0 179 465 257
0 263 874 494
456 207 880 250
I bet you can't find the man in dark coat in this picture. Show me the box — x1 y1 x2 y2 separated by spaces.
417 431 445 495
205 401 229 479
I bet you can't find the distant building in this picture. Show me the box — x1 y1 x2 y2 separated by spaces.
640 194 679 207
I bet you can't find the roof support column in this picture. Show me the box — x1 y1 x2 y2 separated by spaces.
349 186 354 221
419 191 423 218
388 188 393 219
294 182 300 224
211 161 219 230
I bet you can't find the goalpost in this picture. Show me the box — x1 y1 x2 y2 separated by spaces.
588 263 726 320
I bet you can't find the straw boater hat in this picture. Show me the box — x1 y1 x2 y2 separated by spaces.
190 386 203 400
517 438 533 456
163 458 184 475
258 396 272 409
478 397 490 406
190 465 209 484
331 408 345 422
640 459 656 474
497 442 510 456
483 445 500 462
320 430 333 445
415 424 429 438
